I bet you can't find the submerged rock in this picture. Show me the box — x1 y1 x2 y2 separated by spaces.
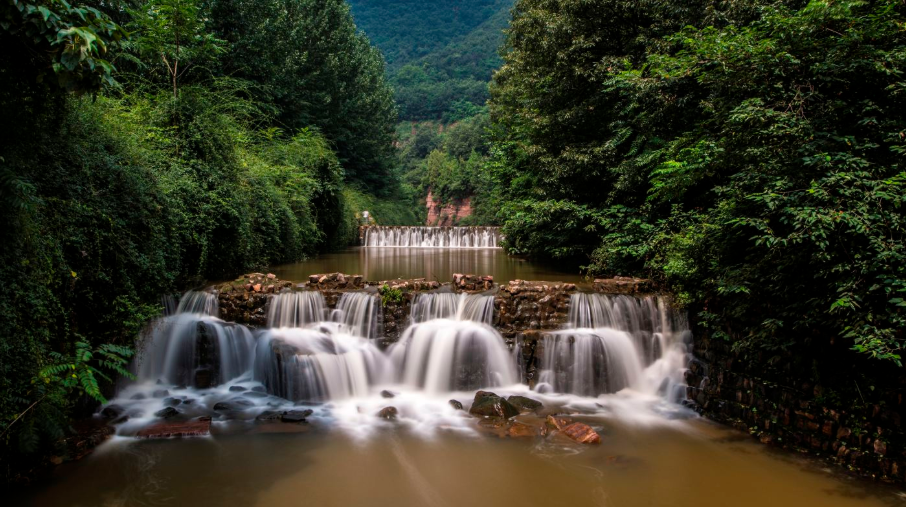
507 421 546 439
229 385 247 392
152 389 170 398
507 395 543 413
154 407 180 419
469 391 519 419
251 385 267 393
380 390 396 399
449 399 464 410
281 409 313 423
545 415 571 431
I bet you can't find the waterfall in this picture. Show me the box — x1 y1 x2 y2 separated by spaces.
254 324 390 401
268 291 328 328
391 292 513 393
176 290 219 316
333 291 381 339
537 293 689 400
363 226 502 248
410 292 495 324
137 313 255 387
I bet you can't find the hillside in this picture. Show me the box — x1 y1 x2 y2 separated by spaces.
348 0 513 120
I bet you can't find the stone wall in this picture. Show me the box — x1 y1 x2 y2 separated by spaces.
685 333 906 483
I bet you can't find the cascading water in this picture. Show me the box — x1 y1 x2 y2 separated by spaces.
537 293 690 401
255 324 390 401
364 226 502 248
391 292 516 393
267 291 327 327
176 290 219 316
333 291 382 339
409 291 495 324
137 292 254 387
256 291 388 401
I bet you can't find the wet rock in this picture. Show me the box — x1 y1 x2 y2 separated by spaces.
243 391 268 399
251 385 266 393
281 409 314 423
152 389 170 398
507 395 543 413
545 415 571 431
136 418 211 439
256 410 282 422
469 391 519 419
129 393 147 401
213 402 233 411
195 368 214 389
229 385 247 392
154 407 181 419
562 422 601 444
378 406 399 420
449 400 464 410
163 397 182 407
229 397 256 407
100 404 124 419
381 390 396 399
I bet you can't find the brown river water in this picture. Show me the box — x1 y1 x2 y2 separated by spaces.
12 239 905 506
14 415 904 507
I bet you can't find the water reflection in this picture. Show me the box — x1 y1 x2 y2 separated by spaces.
267 247 587 284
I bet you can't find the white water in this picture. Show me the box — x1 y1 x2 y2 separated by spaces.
267 291 327 328
537 293 690 401
409 292 495 324
137 292 254 387
333 291 382 339
364 226 501 248
110 288 691 439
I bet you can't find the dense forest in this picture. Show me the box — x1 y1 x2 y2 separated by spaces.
0 0 417 479
348 0 512 121
486 0 905 372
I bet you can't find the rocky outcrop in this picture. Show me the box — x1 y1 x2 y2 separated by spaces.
426 190 472 226
469 391 519 419
593 276 651 294
217 273 294 326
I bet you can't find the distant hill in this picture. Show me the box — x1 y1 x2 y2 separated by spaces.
348 0 513 121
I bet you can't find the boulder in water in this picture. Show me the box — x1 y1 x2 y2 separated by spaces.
154 407 180 419
281 409 313 423
242 391 268 398
213 402 233 411
507 395 543 413
152 389 170 398
378 406 399 420
163 397 182 407
562 422 601 444
381 390 396 399
251 385 266 393
449 399 464 410
469 391 519 419
100 404 124 419
129 393 146 401
229 385 247 392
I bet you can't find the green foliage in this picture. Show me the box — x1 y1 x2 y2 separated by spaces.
490 0 906 365
0 0 127 92
211 0 398 188
378 284 404 306
0 0 407 482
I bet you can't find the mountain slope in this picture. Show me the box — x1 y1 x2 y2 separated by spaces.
348 0 513 120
